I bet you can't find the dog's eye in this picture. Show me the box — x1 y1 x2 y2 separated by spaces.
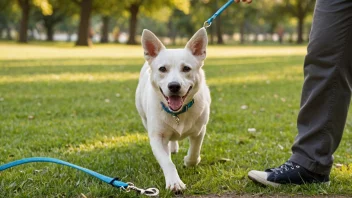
182 66 191 72
159 66 167 73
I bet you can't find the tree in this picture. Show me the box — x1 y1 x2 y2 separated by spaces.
284 0 315 44
214 0 223 44
0 0 20 40
17 0 30 42
167 8 194 45
125 0 190 45
126 2 139 44
71 0 93 46
56 14 79 41
95 1 124 43
16 0 52 43
189 0 212 43
99 15 109 43
33 0 76 41
72 0 126 46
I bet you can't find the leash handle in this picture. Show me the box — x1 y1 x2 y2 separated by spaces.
204 0 234 28
0 157 159 197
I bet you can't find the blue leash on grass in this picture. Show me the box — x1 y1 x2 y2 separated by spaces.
0 1 235 197
0 157 159 196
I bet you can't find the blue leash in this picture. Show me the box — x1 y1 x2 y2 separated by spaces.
0 157 159 196
204 0 234 28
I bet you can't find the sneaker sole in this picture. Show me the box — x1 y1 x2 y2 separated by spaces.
248 171 331 187
248 171 280 187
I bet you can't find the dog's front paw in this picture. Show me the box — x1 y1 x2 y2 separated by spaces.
184 155 201 167
165 177 186 192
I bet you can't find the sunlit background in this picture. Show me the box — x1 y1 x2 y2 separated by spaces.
0 0 315 46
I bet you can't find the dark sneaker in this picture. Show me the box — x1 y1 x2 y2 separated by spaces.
248 161 330 187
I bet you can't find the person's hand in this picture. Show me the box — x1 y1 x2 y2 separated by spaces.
234 0 252 4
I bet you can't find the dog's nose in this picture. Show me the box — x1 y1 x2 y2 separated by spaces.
168 82 181 93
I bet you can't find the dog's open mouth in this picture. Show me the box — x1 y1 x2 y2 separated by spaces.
160 86 192 112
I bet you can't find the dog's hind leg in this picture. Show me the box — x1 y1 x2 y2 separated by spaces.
169 141 179 154
184 128 206 167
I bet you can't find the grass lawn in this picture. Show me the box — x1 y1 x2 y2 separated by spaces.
1 42 352 197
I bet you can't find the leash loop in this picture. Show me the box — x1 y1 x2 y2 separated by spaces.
203 0 234 29
127 182 159 197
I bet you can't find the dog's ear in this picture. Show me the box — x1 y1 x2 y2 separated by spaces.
185 27 208 61
141 29 165 63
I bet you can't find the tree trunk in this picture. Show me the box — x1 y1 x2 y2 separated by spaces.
127 3 139 45
18 0 30 43
240 21 245 44
46 24 54 41
28 28 36 40
215 0 223 44
254 33 258 43
215 15 223 44
100 15 110 43
6 25 12 40
67 31 72 42
76 0 93 46
289 33 293 43
297 15 304 44
210 24 214 45
167 19 176 45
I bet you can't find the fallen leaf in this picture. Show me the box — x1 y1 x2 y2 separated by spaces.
241 105 248 110
248 128 256 133
218 158 232 163
278 144 284 150
335 163 343 168
80 193 88 198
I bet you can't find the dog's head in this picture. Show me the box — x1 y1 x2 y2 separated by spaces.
141 28 208 112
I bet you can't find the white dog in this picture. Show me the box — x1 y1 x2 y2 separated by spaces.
135 27 211 191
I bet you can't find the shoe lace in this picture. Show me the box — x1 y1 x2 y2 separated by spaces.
270 161 300 174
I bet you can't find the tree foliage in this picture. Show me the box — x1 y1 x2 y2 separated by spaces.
283 0 315 43
0 0 317 45
123 0 190 44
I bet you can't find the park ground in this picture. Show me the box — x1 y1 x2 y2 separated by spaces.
0 42 352 197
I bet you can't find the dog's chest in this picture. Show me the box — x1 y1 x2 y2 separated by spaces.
164 114 204 141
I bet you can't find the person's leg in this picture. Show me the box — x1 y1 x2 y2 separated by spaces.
290 0 352 176
249 0 352 186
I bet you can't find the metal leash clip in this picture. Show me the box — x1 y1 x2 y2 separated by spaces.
126 182 159 197
203 0 234 29
203 21 211 29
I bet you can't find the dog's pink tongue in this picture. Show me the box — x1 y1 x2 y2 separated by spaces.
169 96 183 111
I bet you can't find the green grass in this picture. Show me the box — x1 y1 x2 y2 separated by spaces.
1 42 352 197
